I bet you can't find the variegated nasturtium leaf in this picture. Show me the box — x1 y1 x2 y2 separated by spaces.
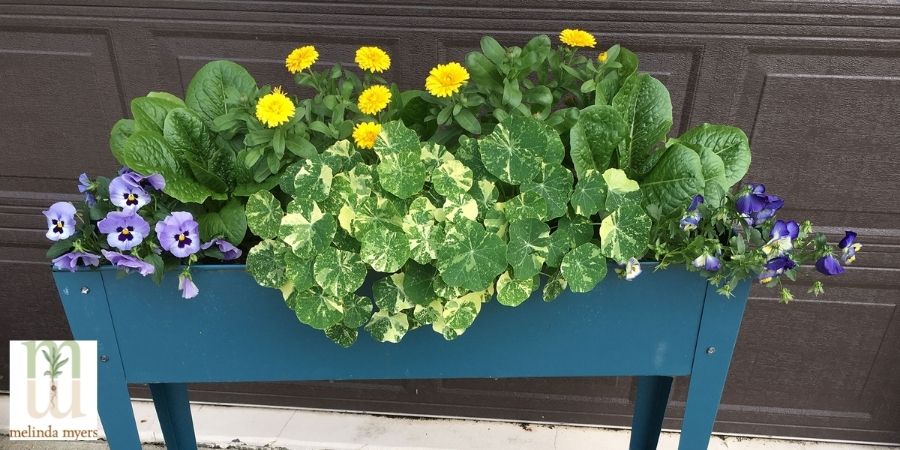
433 290 489 340
539 121 566 166
360 226 410 273
419 141 447 175
331 226 361 253
279 160 305 195
340 293 373 328
365 310 410 343
496 271 538 307
483 209 508 239
602 168 641 212
599 202 652 264
286 289 343 330
437 219 507 291
677 123 750 188
283 251 315 292
373 274 416 314
506 218 551 279
456 135 494 182
547 213 594 268
402 261 438 306
569 104 627 178
313 247 366 297
294 159 333 202
503 191 547 222
478 115 551 185
440 193 479 223
414 300 443 326
520 164 573 220
470 179 499 212
432 159 473 197
570 169 607 217
402 197 442 264
351 194 404 238
374 120 426 199
280 199 336 259
245 190 283 239
640 143 705 215
246 239 288 289
433 275 467 300
561 243 608 293
325 323 358 348
321 139 361 174
543 270 568 302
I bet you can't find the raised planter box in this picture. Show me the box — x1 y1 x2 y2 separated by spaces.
53 263 749 450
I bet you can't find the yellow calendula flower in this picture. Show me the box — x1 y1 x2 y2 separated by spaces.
353 122 381 149
425 62 470 98
255 87 295 128
355 46 391 73
559 29 596 48
285 45 319 74
598 51 608 63
358 85 392 115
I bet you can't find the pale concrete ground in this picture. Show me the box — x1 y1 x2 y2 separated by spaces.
2 396 897 450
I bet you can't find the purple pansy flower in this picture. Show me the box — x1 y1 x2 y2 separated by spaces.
815 254 845 276
763 220 799 257
52 251 100 272
178 273 199 299
839 231 861 264
692 253 721 272
43 202 77 241
109 176 150 211
680 194 704 231
97 211 151 251
736 184 783 226
101 250 156 276
120 168 165 191
758 255 796 284
156 212 201 258
624 257 642 281
201 239 243 260
77 173 97 208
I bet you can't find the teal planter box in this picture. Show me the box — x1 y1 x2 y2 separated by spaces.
53 264 749 450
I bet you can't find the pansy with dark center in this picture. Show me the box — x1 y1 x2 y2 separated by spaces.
815 254 845 276
692 252 721 272
201 238 243 260
52 251 100 272
43 202 77 241
101 250 155 276
680 194 704 231
762 220 799 257
758 255 796 284
120 167 165 191
109 175 150 211
97 211 151 251
155 211 201 258
77 173 97 208
839 231 861 264
736 184 783 226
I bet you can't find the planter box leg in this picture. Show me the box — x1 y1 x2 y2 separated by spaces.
629 376 673 450
149 383 197 450
677 282 750 450
98 371 142 450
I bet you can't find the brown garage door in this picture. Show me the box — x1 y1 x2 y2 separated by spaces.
1 1 898 444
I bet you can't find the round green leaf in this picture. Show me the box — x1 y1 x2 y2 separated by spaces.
602 168 641 212
402 197 443 264
542 271 568 302
506 218 550 279
640 143 705 214
314 247 366 297
561 243 608 293
678 123 750 188
286 289 343 330
360 227 410 273
325 324 358 348
470 179 499 212
246 239 287 289
599 202 652 264
365 310 409 343
432 159 474 197
294 159 333 202
440 193 479 223
280 199 337 259
436 219 507 291
245 190 283 239
570 169 607 217
373 274 416 314
283 251 315 292
547 213 594 268
496 271 537 307
478 115 556 185
502 191 547 222
520 164 573 220
375 121 426 199
401 262 438 306
341 293 373 328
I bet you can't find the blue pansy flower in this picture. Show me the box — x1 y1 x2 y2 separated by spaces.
120 168 165 191
815 254 845 276
839 231 861 264
201 238 243 260
97 211 151 251
763 220 799 257
101 250 156 276
109 176 150 212
155 212 201 258
77 173 97 207
736 184 783 226
43 202 77 241
758 255 796 284
692 252 721 272
680 194 704 231
178 272 199 299
52 251 100 272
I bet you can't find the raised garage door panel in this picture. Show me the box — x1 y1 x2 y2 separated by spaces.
0 1 898 444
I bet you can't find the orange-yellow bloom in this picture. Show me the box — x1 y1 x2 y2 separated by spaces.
355 46 391 73
425 62 470 98
358 85 392 115
560 29 596 48
353 122 381 149
285 46 319 73
255 87 295 128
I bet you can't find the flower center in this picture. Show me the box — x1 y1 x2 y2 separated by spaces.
124 192 139 206
51 219 65 233
116 226 135 242
175 231 192 248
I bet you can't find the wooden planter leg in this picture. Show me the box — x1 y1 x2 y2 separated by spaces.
677 283 750 450
149 383 198 450
629 375 673 450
